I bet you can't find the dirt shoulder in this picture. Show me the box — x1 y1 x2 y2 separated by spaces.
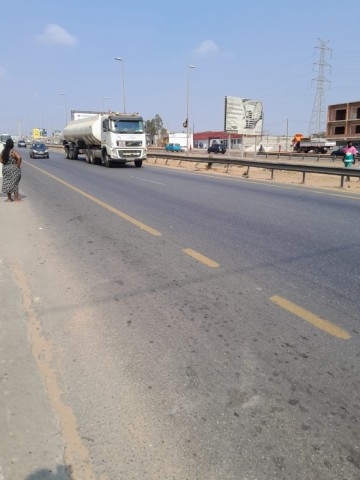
145 156 360 194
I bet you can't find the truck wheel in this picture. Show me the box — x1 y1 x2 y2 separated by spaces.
65 147 70 159
134 160 142 168
103 152 111 168
73 150 78 160
85 150 91 163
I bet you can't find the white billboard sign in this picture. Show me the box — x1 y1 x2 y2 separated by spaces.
224 96 263 135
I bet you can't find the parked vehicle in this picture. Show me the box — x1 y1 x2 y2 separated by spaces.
165 143 184 152
17 140 26 148
29 142 49 158
0 134 11 149
63 112 146 168
293 137 336 154
208 143 226 154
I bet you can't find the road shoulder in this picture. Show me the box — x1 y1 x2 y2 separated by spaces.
0 197 69 479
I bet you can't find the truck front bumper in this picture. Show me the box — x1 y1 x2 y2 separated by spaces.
111 148 147 161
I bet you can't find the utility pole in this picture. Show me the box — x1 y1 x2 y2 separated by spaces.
186 65 196 151
114 57 126 113
308 38 331 137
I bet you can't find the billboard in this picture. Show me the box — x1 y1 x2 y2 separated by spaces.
224 96 263 135
32 128 47 138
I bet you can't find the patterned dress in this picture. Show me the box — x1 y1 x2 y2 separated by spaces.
2 152 21 193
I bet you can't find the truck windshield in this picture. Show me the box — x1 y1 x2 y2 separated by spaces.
111 120 144 134
0 134 11 143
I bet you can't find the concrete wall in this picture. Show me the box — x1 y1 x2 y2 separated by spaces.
242 135 292 153
196 135 293 153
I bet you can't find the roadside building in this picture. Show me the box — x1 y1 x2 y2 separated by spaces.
194 131 242 150
327 101 360 145
168 132 188 149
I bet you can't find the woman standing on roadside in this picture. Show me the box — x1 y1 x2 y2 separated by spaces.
0 138 22 202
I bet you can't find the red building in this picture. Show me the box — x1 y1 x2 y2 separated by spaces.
193 131 242 149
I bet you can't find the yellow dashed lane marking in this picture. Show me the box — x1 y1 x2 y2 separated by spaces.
27 162 222 267
270 295 351 340
26 162 162 236
183 248 219 268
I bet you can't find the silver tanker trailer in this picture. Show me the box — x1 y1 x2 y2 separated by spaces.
63 112 146 167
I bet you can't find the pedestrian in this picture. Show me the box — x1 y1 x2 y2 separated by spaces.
342 141 358 182
0 138 22 201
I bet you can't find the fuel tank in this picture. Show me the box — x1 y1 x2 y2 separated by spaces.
63 115 101 145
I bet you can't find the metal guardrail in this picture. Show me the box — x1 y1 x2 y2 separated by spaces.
147 152 360 188
148 147 341 162
252 151 337 162
49 145 359 188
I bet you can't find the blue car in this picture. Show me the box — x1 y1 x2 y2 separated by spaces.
165 143 184 152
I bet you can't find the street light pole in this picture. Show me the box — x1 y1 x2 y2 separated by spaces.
186 65 196 151
59 93 68 125
114 57 126 113
50 116 54 141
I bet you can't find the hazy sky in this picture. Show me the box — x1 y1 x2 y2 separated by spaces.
1 0 359 137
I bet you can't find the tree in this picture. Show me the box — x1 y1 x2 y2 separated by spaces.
145 114 166 145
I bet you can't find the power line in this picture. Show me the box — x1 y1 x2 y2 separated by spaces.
308 38 332 136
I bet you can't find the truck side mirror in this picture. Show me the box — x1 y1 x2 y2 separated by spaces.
103 120 109 131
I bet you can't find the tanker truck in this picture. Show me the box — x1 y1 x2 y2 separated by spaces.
63 112 146 167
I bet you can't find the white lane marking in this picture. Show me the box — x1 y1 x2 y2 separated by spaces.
130 176 165 185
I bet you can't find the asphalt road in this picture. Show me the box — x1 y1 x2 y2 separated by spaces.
1 150 360 480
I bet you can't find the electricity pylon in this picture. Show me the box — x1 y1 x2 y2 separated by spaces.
308 39 331 136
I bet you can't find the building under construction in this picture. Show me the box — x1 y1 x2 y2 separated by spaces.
327 101 360 145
